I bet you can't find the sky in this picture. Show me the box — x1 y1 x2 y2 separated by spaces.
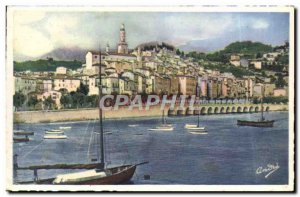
12 11 290 60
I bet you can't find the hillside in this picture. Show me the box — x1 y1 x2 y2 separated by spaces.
14 59 83 72
186 41 274 63
222 41 273 56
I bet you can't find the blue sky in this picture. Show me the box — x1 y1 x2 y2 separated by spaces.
13 11 289 60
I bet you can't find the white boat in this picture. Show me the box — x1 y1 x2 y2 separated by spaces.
46 130 64 134
148 111 174 131
185 113 207 131
59 126 72 130
189 131 208 135
44 135 68 139
128 124 139 127
184 124 197 128
148 125 174 131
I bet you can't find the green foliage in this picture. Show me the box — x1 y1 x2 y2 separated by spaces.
13 92 26 109
14 59 82 72
43 96 56 110
76 82 89 95
60 95 73 109
203 63 255 78
27 95 38 107
263 96 288 104
275 74 288 88
222 41 273 56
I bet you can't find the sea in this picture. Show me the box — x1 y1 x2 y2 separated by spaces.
13 111 289 185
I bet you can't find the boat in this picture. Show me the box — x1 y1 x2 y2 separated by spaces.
59 126 72 130
188 131 208 135
14 130 34 136
43 135 68 139
185 112 206 132
237 85 275 127
148 110 174 131
15 50 147 185
45 129 64 134
13 136 29 143
128 124 139 127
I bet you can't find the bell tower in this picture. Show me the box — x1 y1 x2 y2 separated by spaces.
117 23 128 54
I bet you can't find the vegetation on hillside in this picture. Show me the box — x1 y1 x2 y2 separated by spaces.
14 59 82 72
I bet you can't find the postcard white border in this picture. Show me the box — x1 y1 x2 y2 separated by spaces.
6 5 295 192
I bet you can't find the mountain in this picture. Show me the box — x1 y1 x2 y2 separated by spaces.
40 47 88 62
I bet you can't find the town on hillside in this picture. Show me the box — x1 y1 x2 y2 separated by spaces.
13 24 289 111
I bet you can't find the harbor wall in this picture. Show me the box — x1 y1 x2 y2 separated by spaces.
13 104 288 124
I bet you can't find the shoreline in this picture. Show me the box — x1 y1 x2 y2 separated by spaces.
13 104 288 124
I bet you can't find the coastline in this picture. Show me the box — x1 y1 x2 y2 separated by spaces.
13 104 288 124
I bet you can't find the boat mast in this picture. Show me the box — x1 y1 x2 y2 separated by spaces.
162 110 166 125
197 112 200 127
98 50 105 168
261 84 264 121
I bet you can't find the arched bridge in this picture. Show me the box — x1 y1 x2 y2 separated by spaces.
168 104 270 116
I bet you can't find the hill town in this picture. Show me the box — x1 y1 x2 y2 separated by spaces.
13 24 289 111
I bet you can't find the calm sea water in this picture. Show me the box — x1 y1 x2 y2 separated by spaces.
13 111 289 185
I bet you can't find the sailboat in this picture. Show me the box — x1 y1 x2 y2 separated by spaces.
185 113 207 134
15 50 147 185
148 110 174 131
237 85 274 127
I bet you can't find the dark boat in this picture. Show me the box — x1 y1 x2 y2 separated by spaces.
14 131 34 136
237 84 275 127
15 50 147 185
13 136 29 143
237 119 275 127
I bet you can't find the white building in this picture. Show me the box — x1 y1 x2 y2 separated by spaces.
56 67 67 75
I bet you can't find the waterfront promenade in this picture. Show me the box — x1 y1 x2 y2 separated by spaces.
13 103 288 124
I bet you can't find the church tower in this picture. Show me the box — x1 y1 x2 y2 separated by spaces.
117 23 128 54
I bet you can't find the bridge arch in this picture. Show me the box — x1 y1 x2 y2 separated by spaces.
207 107 213 114
186 107 194 116
254 106 259 112
194 109 200 115
177 109 185 116
168 109 176 116
220 107 225 114
243 107 248 113
249 106 254 113
226 107 231 113
237 106 242 113
200 107 206 115
214 107 219 114
231 107 236 113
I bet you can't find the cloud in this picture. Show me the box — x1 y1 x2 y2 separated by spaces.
11 11 287 60
251 19 270 29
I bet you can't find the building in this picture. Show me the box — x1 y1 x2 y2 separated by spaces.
14 76 37 95
178 75 197 96
117 24 128 54
273 88 287 97
37 90 62 109
36 78 53 93
53 76 81 93
56 67 67 75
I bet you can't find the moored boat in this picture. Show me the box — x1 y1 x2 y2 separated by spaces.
59 126 72 130
14 131 34 136
237 85 275 128
13 136 29 143
43 135 68 139
148 111 174 131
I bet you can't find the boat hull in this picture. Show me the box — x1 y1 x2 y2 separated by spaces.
237 120 274 127
22 165 136 185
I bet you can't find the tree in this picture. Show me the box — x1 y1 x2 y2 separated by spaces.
72 92 85 108
275 74 287 88
44 96 55 110
77 82 89 95
27 95 38 108
13 92 26 111
60 95 72 109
